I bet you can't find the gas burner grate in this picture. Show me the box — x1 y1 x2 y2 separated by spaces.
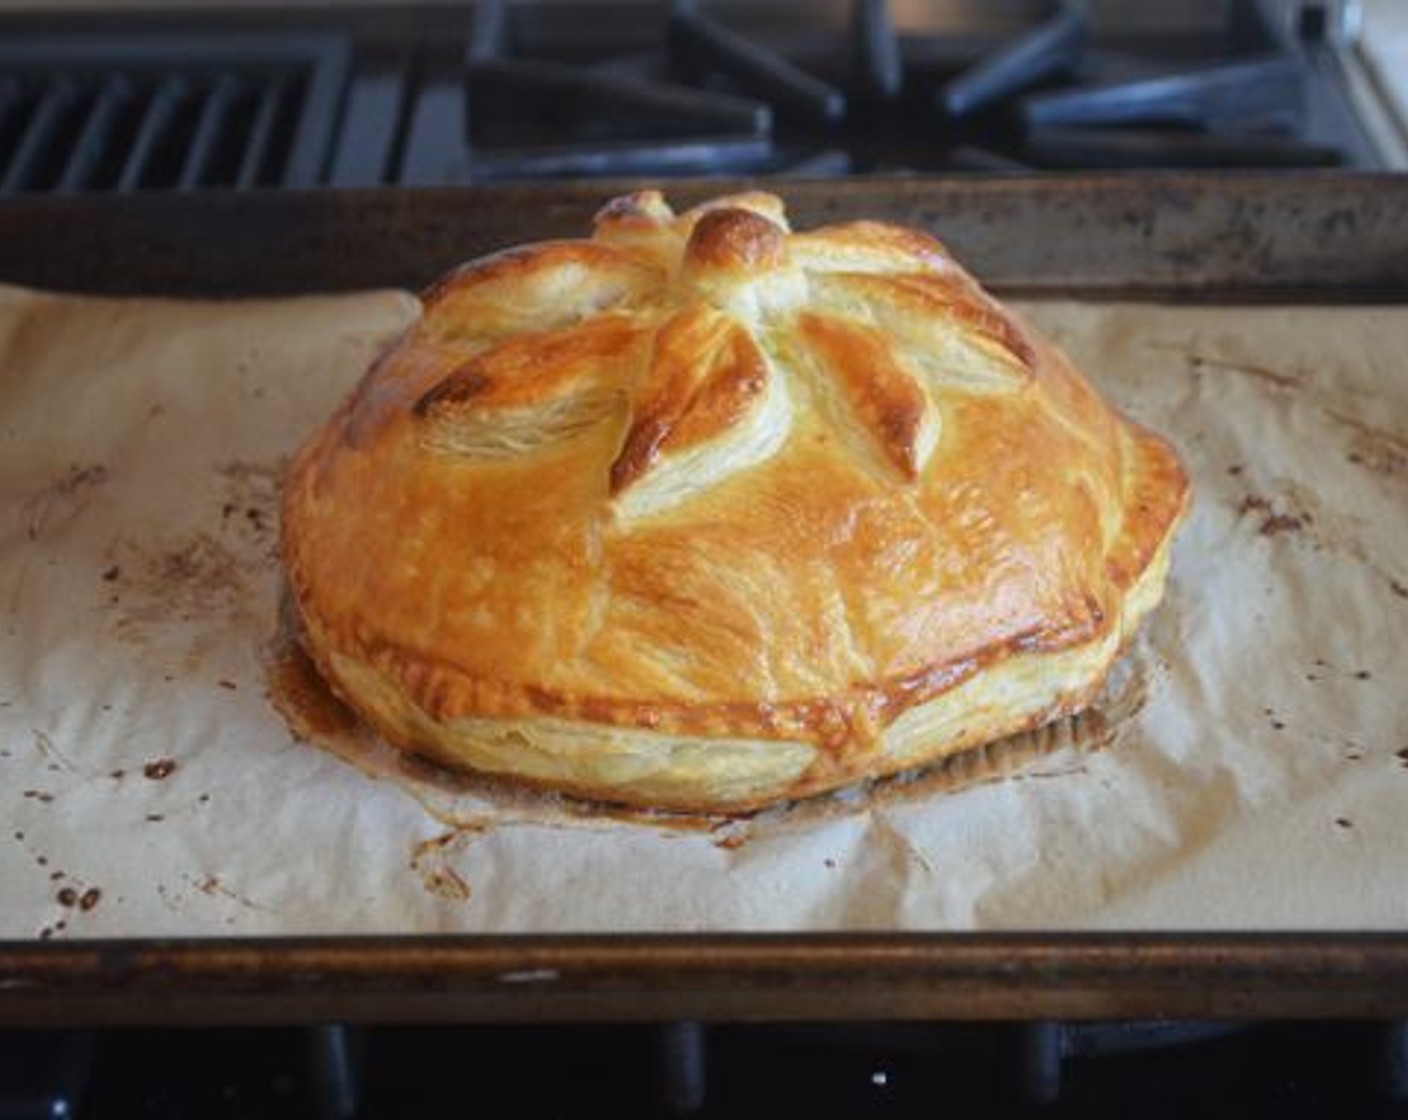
5 1019 1408 1118
0 1 1385 191
934 0 1088 119
397 0 1354 182
0 34 349 194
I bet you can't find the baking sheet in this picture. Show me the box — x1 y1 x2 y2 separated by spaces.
1 284 1405 938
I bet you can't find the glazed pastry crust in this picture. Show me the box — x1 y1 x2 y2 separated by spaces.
281 190 1190 813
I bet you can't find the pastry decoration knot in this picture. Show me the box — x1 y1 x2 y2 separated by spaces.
411 190 1034 518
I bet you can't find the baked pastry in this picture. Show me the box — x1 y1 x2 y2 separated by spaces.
281 189 1189 813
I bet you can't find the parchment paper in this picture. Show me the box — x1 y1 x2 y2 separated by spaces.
1 284 1405 938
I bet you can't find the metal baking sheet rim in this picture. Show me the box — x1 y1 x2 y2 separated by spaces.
3 933 1408 1024
0 172 1405 300
0 172 1405 1023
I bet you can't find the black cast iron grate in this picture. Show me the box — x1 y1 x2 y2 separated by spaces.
0 33 349 194
422 0 1356 181
5 1019 1408 1118
0 2 1382 190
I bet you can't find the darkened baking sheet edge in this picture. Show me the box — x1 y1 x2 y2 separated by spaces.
1 172 1406 300
4 934 1408 1025
0 172 1406 1024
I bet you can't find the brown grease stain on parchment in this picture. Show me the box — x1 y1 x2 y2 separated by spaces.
188 873 271 914
265 602 1154 896
410 832 474 902
1159 342 1408 599
1148 341 1408 491
100 460 283 667
20 463 111 542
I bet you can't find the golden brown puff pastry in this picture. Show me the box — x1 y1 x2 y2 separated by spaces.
281 190 1190 813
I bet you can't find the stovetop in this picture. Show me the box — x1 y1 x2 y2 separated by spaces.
0 0 1395 193
1 8 1404 1116
7 1020 1408 1118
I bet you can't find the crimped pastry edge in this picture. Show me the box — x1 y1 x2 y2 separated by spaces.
302 508 1178 815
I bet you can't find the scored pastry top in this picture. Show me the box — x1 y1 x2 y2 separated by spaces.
409 189 1033 519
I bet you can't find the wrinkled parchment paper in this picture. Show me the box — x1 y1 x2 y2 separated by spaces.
1 284 1405 938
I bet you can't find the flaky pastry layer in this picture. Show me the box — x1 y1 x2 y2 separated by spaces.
281 190 1190 812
